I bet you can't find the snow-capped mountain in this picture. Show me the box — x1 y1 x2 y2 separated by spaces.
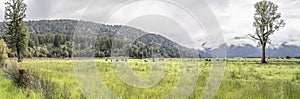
197 37 300 58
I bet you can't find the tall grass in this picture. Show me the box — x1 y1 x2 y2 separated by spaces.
0 58 299 98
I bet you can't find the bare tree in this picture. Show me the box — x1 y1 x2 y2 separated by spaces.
250 0 285 63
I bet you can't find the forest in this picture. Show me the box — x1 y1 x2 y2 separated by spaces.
0 20 198 59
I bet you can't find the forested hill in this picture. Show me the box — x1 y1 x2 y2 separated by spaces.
0 19 198 58
1 19 147 37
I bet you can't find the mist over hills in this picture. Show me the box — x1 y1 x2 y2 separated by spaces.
0 19 299 58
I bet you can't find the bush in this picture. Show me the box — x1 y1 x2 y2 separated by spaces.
3 64 38 89
3 63 73 98
0 39 8 67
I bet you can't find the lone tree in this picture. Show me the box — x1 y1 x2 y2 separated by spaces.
4 0 29 62
250 0 285 64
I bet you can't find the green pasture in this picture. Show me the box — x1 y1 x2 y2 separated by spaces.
0 58 299 98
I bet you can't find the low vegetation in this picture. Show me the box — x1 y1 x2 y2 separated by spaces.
0 58 299 98
0 39 7 67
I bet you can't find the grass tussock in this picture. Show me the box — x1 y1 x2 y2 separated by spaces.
3 63 38 89
2 62 76 98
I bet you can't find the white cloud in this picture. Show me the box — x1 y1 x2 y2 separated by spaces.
0 0 299 48
206 0 300 47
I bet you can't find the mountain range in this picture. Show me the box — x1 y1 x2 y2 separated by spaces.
198 42 300 58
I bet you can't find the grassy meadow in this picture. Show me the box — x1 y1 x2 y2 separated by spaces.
0 58 300 98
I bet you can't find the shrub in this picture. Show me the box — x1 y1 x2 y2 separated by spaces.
3 64 38 89
3 63 73 98
286 56 291 59
0 39 8 67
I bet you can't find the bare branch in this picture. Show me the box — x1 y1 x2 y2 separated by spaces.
248 34 260 40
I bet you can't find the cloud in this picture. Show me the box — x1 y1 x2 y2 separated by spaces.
0 0 299 48
206 0 300 46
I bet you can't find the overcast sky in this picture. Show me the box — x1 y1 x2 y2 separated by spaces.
0 0 299 49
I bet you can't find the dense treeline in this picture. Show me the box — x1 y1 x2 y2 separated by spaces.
0 19 198 59
26 33 72 58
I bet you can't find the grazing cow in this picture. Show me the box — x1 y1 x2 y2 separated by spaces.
144 60 148 62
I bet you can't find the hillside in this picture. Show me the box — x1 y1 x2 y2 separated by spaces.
0 19 197 58
1 19 299 58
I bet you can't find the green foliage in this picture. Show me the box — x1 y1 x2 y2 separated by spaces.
1 20 198 59
26 33 72 58
4 0 29 62
251 0 286 45
95 36 111 57
250 0 285 63
129 34 182 58
0 39 8 67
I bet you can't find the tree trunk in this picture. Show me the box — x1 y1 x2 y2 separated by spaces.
17 47 22 62
17 55 22 62
261 45 267 64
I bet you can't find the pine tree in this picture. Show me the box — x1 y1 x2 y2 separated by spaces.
4 0 29 62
